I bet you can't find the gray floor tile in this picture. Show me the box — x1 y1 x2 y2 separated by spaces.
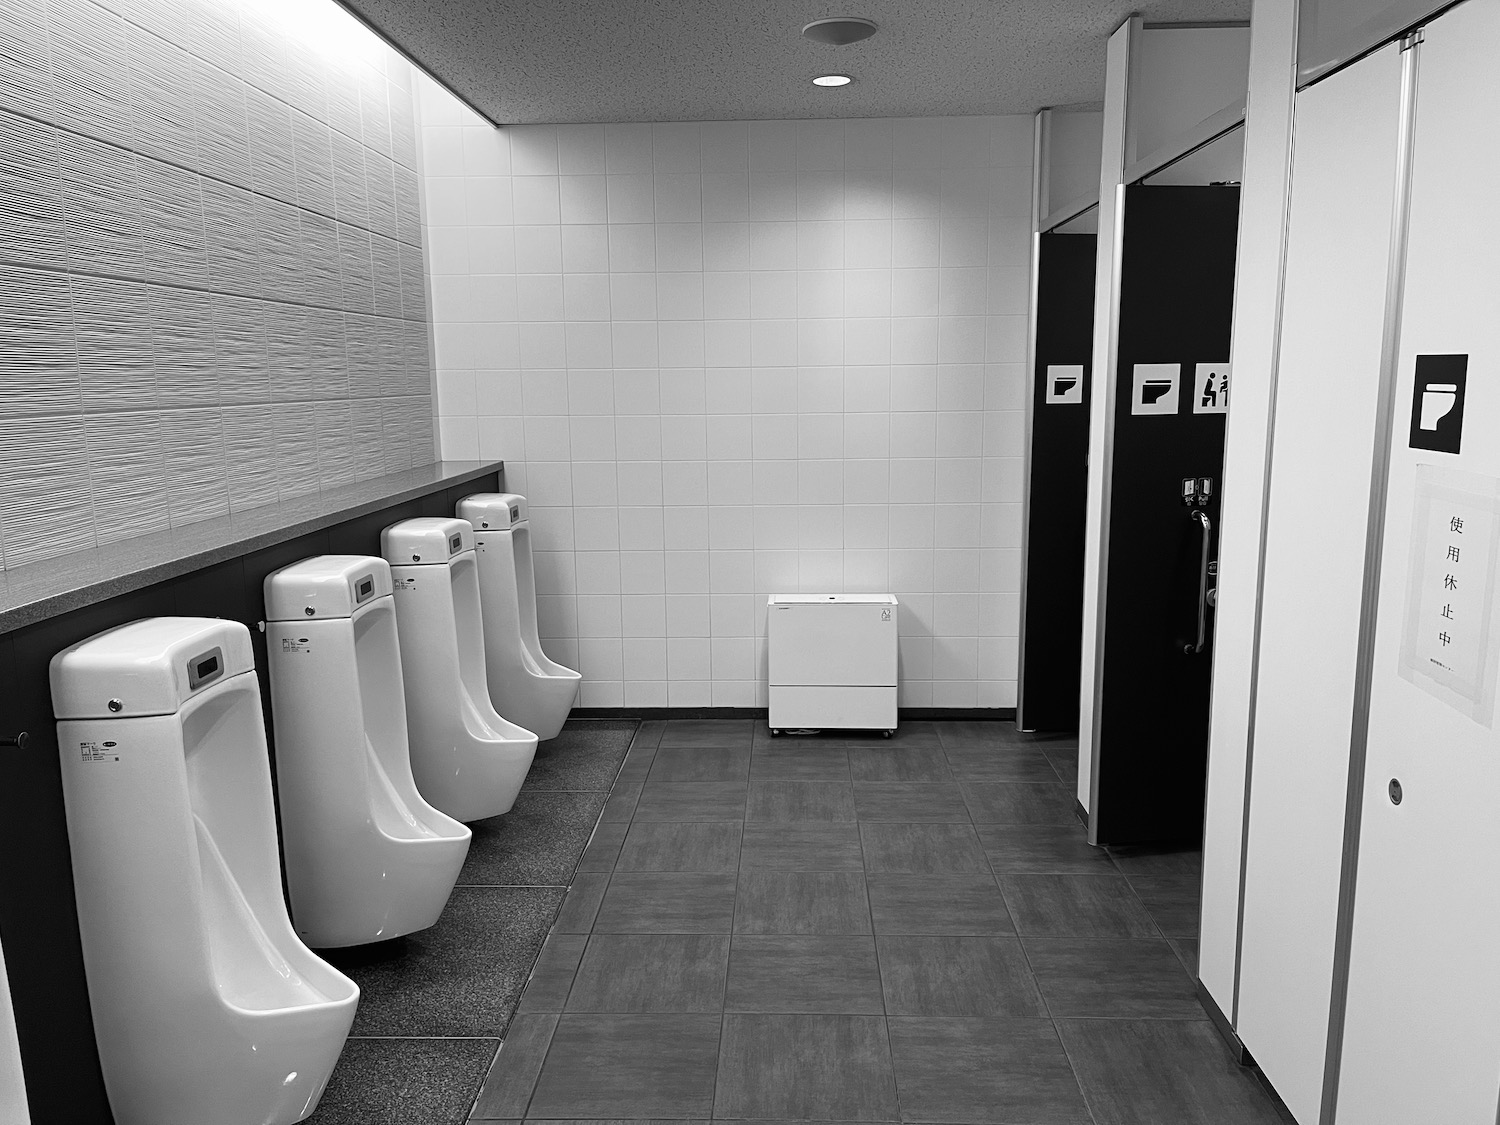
1171 937 1200 975
517 933 588 1013
938 721 1055 749
1107 845 1203 877
725 935 885 1013
944 747 1062 783
458 791 607 885
324 886 561 1037
522 721 638 790
576 819 629 872
853 782 971 822
1023 937 1203 1018
469 1012 557 1120
658 719 756 747
739 823 866 871
1045 747 1081 787
754 728 856 748
616 821 743 872
633 719 669 747
593 872 738 933
306 1036 496 1125
553 872 611 933
749 744 852 780
599 781 642 823
615 742 658 783
1057 1018 1293 1125
962 782 1078 824
734 870 872 934
1129 874 1202 937
866 875 1015 935
859 823 992 874
978 824 1117 874
746 780 858 823
887 1016 1091 1125
714 1014 899 1120
877 935 1045 1016
998 875 1158 938
566 934 729 1012
527 1013 722 1119
648 745 751 782
846 745 952 782
633 781 747 821
869 720 945 746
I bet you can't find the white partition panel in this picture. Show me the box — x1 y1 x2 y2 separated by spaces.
1235 43 1405 1125
0 932 30 1125
1198 0 1298 1019
1336 3 1500 1120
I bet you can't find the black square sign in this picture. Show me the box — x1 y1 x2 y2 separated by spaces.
1409 354 1467 454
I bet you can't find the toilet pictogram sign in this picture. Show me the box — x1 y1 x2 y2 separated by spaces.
1409 354 1468 454
1045 365 1084 405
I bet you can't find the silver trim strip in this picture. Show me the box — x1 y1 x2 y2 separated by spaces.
1318 31 1422 1125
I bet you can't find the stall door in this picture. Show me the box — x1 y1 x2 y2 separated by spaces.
1090 184 1240 845
0 930 29 1125
1234 41 1406 1125
1019 231 1097 731
1335 3 1500 1120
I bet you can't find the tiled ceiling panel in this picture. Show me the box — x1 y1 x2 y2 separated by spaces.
340 0 1250 124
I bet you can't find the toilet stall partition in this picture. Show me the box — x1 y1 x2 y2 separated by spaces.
381 518 538 823
264 556 471 950
457 493 580 741
50 618 358 1125
1019 231 1098 732
1090 184 1240 846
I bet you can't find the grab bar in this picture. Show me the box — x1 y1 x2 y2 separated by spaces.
1185 509 1212 655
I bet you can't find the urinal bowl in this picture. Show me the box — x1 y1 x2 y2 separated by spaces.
459 493 580 740
383 518 538 822
53 625 357 1125
267 587 471 948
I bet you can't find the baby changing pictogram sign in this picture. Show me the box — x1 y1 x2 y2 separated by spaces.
1193 363 1230 414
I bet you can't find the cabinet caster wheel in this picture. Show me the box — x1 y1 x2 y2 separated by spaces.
883 729 894 738
770 728 781 737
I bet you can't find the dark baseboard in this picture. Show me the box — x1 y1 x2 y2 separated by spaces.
571 706 1017 722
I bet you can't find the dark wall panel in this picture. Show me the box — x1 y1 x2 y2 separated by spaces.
1094 186 1239 846
1020 232 1098 732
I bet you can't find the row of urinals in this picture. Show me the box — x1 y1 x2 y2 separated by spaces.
47 494 577 1125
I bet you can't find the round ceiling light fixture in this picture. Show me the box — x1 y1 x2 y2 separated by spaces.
812 74 853 87
801 16 878 45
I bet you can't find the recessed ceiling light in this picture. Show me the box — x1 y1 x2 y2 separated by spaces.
802 17 878 45
812 74 853 87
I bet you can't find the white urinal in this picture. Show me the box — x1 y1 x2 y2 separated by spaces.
50 618 357 1125
381 518 538 822
457 493 580 740
265 556 472 948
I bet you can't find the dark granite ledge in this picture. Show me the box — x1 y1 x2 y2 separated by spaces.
0 460 503 634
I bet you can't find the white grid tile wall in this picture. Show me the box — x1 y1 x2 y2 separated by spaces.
0 0 436 570
418 77 1031 710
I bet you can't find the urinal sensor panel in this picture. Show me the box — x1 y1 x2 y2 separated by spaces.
354 574 375 603
449 533 463 555
187 648 223 690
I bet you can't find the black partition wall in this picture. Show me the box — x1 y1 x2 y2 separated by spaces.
1019 231 1097 732
1091 184 1240 845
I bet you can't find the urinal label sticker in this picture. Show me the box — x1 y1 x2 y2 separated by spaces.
394 577 416 590
1409 354 1467 454
1131 363 1180 416
280 637 311 654
1193 363 1230 415
1398 464 1500 726
78 740 120 763
1045 365 1084 405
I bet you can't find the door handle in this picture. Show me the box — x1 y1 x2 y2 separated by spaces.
1184 510 1212 655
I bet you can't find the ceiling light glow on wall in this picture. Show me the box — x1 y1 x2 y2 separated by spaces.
812 74 853 87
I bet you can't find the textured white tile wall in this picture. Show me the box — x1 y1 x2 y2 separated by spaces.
418 77 1032 710
0 0 436 571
